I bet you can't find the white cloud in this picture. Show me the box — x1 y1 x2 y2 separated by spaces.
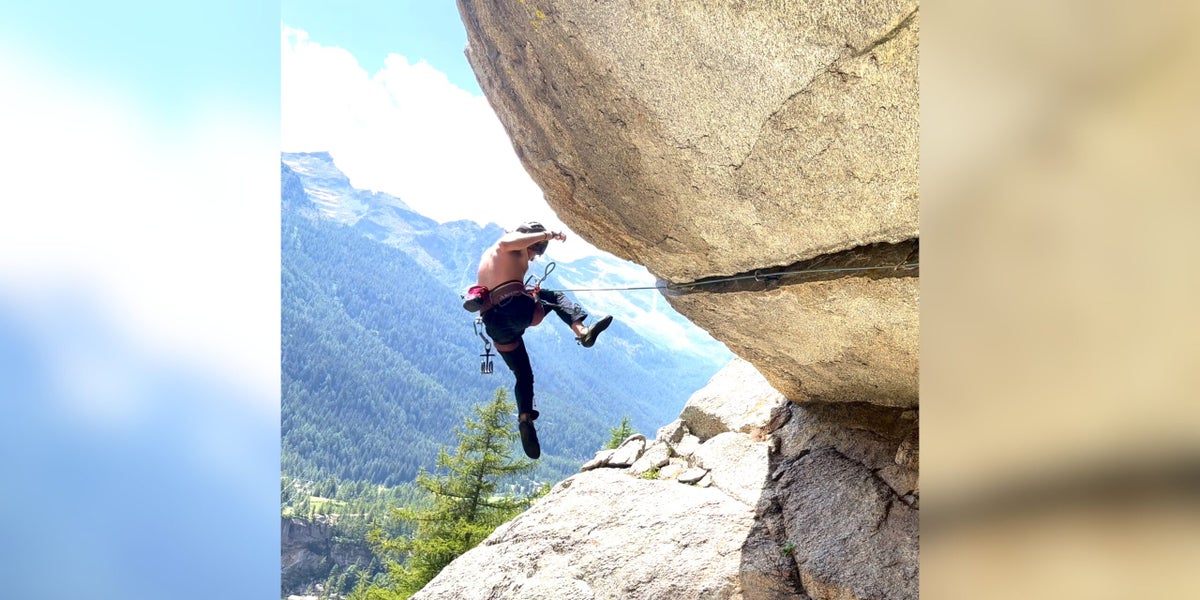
0 49 280 410
276 26 732 358
281 25 602 262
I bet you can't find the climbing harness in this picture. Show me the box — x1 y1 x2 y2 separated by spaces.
466 262 562 375
473 316 494 375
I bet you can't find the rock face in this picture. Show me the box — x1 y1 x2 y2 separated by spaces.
452 1 919 597
775 448 918 599
458 0 918 282
681 357 791 440
282 516 333 593
413 469 761 600
663 244 919 407
281 516 374 596
457 0 919 406
416 361 918 599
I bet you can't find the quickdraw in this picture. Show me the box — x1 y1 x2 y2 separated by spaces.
524 261 556 296
473 316 494 375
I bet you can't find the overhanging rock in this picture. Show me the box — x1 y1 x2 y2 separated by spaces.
664 242 919 407
667 277 918 406
458 0 920 408
458 0 919 282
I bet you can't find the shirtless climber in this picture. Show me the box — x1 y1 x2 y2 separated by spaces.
472 221 614 459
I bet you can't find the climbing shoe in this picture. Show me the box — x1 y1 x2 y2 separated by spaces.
518 418 541 459
578 315 613 348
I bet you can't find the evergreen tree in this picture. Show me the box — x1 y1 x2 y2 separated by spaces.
320 569 338 600
605 415 638 449
363 388 536 598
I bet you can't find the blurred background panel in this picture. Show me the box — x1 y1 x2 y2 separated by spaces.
4 0 1200 596
922 0 1200 596
0 1 281 598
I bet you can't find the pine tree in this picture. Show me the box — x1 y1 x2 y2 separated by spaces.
364 388 535 598
605 415 637 449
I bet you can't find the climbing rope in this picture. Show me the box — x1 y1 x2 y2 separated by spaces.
542 261 920 293
467 259 918 374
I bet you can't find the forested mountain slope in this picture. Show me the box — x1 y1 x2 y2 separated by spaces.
281 152 731 485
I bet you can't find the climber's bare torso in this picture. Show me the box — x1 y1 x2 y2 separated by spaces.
476 243 532 290
476 229 565 290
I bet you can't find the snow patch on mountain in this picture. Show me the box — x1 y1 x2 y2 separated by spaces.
282 151 412 225
548 256 729 362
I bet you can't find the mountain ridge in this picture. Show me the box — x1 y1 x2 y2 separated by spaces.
281 151 729 362
281 151 732 485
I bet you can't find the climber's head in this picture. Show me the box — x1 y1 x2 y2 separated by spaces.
517 221 549 256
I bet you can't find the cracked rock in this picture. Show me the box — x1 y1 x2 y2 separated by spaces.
607 435 646 467
775 448 918 600
678 468 709 485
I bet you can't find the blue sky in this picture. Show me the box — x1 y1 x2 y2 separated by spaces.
279 2 603 257
0 1 279 125
282 0 482 94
